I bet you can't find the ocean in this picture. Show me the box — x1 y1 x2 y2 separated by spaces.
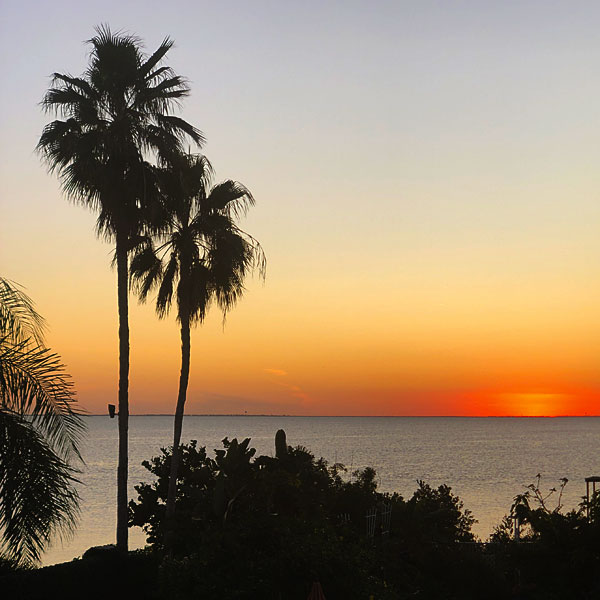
43 415 600 565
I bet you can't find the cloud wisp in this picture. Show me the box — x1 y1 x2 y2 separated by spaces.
264 368 310 403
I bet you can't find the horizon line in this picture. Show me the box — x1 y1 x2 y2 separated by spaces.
83 413 600 418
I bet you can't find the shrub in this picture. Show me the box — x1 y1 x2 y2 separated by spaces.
129 431 485 599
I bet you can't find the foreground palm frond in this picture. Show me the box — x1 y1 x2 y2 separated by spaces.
0 409 80 565
0 336 84 459
0 278 84 459
0 279 45 345
0 276 85 565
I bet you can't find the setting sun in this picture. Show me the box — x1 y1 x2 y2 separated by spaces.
494 393 568 417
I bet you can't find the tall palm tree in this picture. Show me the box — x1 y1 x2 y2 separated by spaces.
130 154 265 545
37 26 203 551
0 278 85 565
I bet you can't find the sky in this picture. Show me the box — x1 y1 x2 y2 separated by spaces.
1 1 598 416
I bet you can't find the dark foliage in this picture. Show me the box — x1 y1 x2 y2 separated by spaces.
0 551 160 600
129 433 496 599
490 476 600 599
6 442 599 599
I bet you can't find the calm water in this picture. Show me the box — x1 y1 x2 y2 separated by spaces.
44 416 599 565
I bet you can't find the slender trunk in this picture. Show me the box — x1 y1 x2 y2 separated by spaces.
116 233 130 552
165 307 191 550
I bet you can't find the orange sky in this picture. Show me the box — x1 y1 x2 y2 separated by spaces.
14 237 595 416
3 200 599 416
1 3 599 416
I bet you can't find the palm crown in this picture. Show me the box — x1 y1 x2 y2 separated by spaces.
131 154 266 324
37 25 203 239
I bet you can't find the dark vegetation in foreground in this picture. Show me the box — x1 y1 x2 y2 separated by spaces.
2 431 599 600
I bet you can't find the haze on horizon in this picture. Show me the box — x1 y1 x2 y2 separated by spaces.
1 1 598 417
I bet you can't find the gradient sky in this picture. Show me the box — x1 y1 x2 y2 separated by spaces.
1 1 598 415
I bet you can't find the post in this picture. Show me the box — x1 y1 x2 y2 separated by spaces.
585 476 600 521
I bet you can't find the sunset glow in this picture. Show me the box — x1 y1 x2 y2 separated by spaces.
1 1 599 417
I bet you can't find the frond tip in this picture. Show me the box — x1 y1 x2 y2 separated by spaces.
0 278 46 345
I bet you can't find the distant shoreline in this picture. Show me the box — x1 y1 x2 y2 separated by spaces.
83 413 600 418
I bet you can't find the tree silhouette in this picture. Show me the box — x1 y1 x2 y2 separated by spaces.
130 153 265 546
37 26 202 551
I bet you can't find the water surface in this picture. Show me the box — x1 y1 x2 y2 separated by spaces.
44 415 600 565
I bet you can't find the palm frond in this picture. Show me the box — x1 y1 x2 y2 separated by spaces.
0 279 46 345
0 409 80 566
191 212 231 237
207 180 255 219
89 23 141 50
139 37 174 78
41 87 99 123
37 119 83 171
49 73 97 100
142 125 188 166
144 65 171 83
185 154 213 196
208 232 250 310
88 24 141 73
153 115 204 146
0 337 85 460
236 229 267 279
187 261 212 324
156 252 178 319
130 243 164 301
134 76 190 111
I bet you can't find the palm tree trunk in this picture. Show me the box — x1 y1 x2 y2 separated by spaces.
165 308 191 549
115 232 129 553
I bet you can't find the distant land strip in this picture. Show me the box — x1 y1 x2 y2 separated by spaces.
84 413 599 418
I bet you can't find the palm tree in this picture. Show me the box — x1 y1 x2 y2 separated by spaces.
37 26 203 551
130 154 265 546
0 277 85 565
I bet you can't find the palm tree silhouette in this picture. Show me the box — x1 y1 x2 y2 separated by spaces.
0 278 85 565
37 26 203 551
130 154 265 545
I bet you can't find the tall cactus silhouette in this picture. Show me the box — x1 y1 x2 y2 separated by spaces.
275 429 288 459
